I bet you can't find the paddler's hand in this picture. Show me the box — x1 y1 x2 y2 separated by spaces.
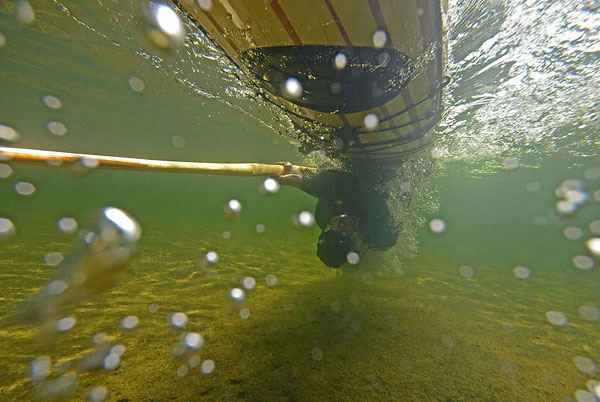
275 162 304 188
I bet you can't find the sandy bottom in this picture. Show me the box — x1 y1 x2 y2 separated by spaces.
1 225 598 401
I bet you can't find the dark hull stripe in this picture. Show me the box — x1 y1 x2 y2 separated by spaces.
367 0 394 48
269 1 303 45
204 12 239 52
323 0 353 46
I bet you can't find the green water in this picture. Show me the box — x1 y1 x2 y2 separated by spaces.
1 1 600 401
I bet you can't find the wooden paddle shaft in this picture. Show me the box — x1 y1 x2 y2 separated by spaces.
0 147 315 176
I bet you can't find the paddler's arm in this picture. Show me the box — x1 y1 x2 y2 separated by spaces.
275 162 351 201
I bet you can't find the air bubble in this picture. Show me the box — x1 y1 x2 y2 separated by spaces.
224 199 242 220
171 135 185 148
30 356 51 382
0 163 12 178
346 252 360 265
188 355 201 368
16 0 35 25
512 266 530 279
578 305 599 321
429 218 446 233
259 177 280 195
44 252 64 266
184 332 204 349
334 53 347 69
0 218 16 239
255 223 265 233
283 78 302 98
103 354 120 370
372 30 387 48
43 95 62 109
141 1 186 49
563 226 584 240
363 113 379 131
526 181 541 192
148 303 159 313
502 157 519 170
128 76 145 92
176 365 189 378
89 385 108 402
242 276 256 290
57 217 78 234
293 211 314 227
197 0 212 11
47 121 67 136
555 200 577 215
229 288 245 302
56 316 77 331
586 238 600 258
121 315 139 330
573 255 595 270
170 312 189 328
265 274 277 287
590 220 600 235
545 310 567 326
311 347 323 361
0 124 20 142
222 231 231 239
574 356 597 375
240 308 250 319
574 390 597 402
584 167 600 181
200 359 215 374
110 344 125 357
459 266 474 278
15 181 35 196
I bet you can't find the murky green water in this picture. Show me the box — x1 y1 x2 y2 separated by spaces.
1 1 599 401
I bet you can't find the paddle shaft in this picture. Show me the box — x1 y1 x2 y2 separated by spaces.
0 147 315 177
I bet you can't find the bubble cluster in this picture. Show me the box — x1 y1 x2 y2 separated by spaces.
555 180 588 215
224 199 242 220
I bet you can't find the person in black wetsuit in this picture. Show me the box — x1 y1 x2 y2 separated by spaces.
276 162 399 268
